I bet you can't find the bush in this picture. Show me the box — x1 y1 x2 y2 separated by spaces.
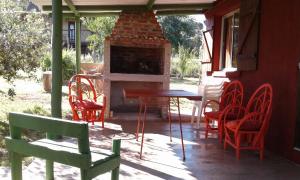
61 49 76 81
41 49 77 82
41 52 51 71
23 105 50 116
171 45 201 78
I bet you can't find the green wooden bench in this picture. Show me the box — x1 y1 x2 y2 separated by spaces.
5 112 121 180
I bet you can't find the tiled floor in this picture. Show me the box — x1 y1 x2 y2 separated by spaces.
1 119 300 180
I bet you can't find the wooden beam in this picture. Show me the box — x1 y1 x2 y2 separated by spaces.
61 12 120 17
156 10 204 15
153 3 213 10
147 0 156 10
64 0 79 16
42 3 214 12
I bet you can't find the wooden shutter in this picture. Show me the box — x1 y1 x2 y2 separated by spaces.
237 0 261 71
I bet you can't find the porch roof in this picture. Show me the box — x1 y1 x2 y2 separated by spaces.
32 0 216 16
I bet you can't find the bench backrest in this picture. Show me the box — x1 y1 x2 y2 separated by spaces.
8 112 90 154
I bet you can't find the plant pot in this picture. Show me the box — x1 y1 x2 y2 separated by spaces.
42 71 52 92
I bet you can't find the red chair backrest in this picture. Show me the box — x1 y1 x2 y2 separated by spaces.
219 80 244 110
244 83 273 145
68 74 97 103
246 83 273 128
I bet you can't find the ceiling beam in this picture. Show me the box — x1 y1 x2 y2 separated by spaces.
60 10 204 18
147 0 156 10
64 0 79 16
60 12 121 17
42 3 214 12
156 10 204 15
153 3 213 10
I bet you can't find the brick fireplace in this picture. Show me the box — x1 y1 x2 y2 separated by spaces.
103 11 171 116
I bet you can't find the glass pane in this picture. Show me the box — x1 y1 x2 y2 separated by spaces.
220 11 240 69
232 12 240 68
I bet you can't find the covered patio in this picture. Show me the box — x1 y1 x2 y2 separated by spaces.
3 0 300 179
2 121 300 179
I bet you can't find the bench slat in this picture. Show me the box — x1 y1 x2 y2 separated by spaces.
6 138 91 168
89 157 121 179
9 112 88 138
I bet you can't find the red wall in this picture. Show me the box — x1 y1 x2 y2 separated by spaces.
206 0 300 162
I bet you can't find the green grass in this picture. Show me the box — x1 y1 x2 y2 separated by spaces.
0 78 71 166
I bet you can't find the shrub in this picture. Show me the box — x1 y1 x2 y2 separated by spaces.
41 49 77 82
171 45 200 78
23 105 50 116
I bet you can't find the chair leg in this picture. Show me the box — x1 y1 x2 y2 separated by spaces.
196 102 203 129
218 120 223 144
236 134 241 159
260 138 265 160
224 139 227 150
205 118 209 139
140 105 147 159
111 166 120 180
46 160 54 180
100 109 105 128
224 127 229 150
191 106 196 124
11 152 22 180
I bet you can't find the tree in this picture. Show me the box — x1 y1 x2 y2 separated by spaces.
157 16 203 56
0 0 50 82
82 16 117 61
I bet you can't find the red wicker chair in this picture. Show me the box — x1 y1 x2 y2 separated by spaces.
68 74 106 127
223 83 273 159
203 80 244 142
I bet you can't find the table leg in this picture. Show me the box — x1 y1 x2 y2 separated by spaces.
168 98 172 142
177 97 186 161
140 104 147 159
136 101 143 141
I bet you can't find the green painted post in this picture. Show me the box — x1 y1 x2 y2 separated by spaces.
46 160 54 180
11 152 22 180
75 16 81 74
51 0 62 119
111 139 121 180
10 116 22 180
49 0 62 141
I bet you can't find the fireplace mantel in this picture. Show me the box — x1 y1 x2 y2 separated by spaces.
106 73 168 82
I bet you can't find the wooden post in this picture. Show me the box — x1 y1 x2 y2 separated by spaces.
111 139 121 180
75 16 81 74
51 0 63 119
49 0 63 141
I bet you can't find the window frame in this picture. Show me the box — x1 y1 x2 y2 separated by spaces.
219 9 240 71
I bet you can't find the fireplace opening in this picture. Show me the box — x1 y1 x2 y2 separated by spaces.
110 46 163 75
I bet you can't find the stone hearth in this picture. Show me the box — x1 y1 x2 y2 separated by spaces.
103 11 171 116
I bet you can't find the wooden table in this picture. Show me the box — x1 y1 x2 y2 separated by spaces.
123 89 202 160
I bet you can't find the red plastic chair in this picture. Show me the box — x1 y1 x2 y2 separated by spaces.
203 80 244 142
68 74 106 127
223 83 273 159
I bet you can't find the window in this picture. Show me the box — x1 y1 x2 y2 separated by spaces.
68 21 75 44
220 11 240 70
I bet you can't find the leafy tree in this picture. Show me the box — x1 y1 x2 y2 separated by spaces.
176 45 196 79
158 16 203 56
82 16 117 61
0 0 50 82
